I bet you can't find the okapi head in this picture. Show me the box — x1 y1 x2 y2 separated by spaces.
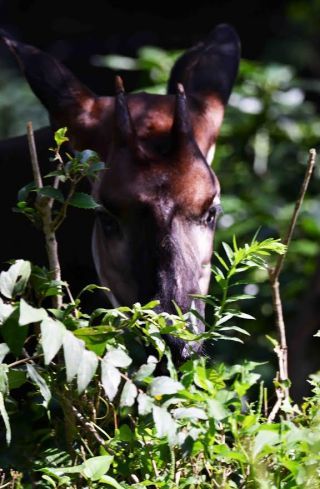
1 25 240 360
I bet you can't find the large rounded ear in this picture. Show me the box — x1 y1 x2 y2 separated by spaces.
168 24 240 158
0 30 97 131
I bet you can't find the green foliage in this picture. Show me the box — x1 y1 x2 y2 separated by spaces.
1 35 320 487
16 131 104 232
0 233 318 487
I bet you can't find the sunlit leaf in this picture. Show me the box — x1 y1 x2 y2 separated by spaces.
104 348 132 368
173 407 208 420
77 349 98 393
63 330 85 382
40 318 65 365
82 455 113 481
137 392 154 415
101 360 121 401
120 380 137 407
150 376 183 396
19 298 47 325
152 405 177 445
0 392 11 444
0 260 31 299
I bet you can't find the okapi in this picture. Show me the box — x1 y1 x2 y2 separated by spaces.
0 25 240 360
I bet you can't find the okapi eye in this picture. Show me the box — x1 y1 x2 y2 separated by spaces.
204 205 222 228
95 208 119 234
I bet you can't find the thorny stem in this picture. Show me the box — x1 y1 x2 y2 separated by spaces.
27 122 62 309
268 148 316 421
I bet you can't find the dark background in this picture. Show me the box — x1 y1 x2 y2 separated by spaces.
0 0 294 93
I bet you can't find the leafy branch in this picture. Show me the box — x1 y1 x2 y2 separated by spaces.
24 124 104 308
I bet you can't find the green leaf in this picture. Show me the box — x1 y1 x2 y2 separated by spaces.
19 298 48 325
99 475 125 488
253 429 280 457
54 127 69 146
0 392 11 444
37 186 65 203
63 330 85 382
222 242 234 264
116 424 134 442
101 360 121 401
17 181 36 201
77 349 98 393
26 364 51 408
82 455 114 481
2 308 27 356
0 260 31 299
150 376 183 396
69 192 99 209
8 369 27 390
120 380 138 407
41 318 65 365
104 348 132 368
207 399 230 420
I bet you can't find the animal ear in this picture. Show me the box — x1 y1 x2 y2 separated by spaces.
167 24 240 156
0 30 96 126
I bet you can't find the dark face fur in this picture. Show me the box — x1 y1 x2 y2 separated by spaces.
1 24 240 360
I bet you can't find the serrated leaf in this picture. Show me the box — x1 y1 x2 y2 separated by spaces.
120 380 138 407
137 392 154 415
63 331 85 382
0 260 31 299
152 405 177 445
150 376 183 396
19 298 48 326
77 349 98 393
101 360 121 401
173 407 208 420
41 318 65 365
82 455 113 481
104 348 132 368
27 364 51 408
0 392 11 444
69 192 99 209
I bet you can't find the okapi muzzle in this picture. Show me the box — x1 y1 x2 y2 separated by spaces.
0 24 240 361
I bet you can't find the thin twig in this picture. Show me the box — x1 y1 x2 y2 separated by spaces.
268 148 316 421
8 354 43 368
271 148 317 281
26 121 43 189
26 122 62 309
71 405 105 445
